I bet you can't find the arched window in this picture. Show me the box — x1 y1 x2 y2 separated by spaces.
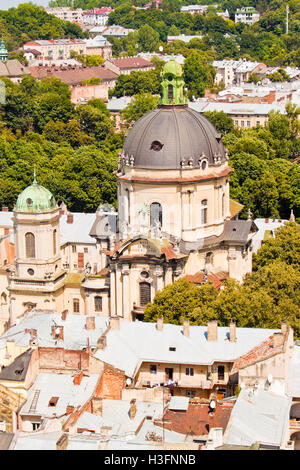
53 229 57 255
140 282 151 307
201 199 208 225
222 193 225 217
94 296 102 312
25 232 35 258
168 84 173 100
150 203 162 228
73 298 80 313
205 252 213 265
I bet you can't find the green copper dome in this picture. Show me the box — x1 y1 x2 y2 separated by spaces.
15 180 57 213
162 58 183 77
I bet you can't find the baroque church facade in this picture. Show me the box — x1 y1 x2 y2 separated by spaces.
5 59 257 326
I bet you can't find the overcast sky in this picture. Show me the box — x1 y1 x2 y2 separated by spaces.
1 0 49 9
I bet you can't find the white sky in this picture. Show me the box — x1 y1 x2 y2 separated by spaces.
1 0 49 9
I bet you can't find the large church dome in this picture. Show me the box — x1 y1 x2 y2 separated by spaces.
122 58 226 170
123 106 226 170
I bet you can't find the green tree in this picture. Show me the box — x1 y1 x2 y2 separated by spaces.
137 25 160 52
121 93 159 127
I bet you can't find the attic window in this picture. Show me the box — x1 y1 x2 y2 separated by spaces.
169 347 176 352
48 397 59 407
150 141 163 152
27 198 33 206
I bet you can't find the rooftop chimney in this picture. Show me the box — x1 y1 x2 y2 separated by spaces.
183 319 190 337
129 399 137 420
207 320 218 341
66 405 74 415
67 213 74 224
97 334 107 349
157 317 163 331
2 207 8 212
273 332 284 348
229 320 236 342
86 316 95 330
73 371 83 386
61 310 68 321
109 316 120 330
51 325 64 340
56 433 68 451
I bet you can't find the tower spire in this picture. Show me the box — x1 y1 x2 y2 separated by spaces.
160 58 188 106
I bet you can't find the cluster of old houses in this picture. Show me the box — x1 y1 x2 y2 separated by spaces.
0 310 299 450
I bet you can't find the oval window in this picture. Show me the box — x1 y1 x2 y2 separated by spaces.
27 268 34 276
150 141 163 152
27 198 33 206
140 271 150 279
201 160 207 171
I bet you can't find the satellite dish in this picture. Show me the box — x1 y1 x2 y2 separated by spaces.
240 382 245 389
126 378 132 386
159 45 163 52
267 374 273 384
209 399 216 409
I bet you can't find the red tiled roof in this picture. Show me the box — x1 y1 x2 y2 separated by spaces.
231 335 284 374
28 65 118 85
111 57 154 70
156 402 233 436
185 271 228 290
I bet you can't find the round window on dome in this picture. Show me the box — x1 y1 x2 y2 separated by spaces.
140 271 150 279
168 75 173 82
27 268 34 276
150 141 163 152
27 198 33 207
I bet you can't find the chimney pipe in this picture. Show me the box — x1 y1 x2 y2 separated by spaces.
157 317 163 331
74 371 83 385
86 316 95 330
109 316 120 329
129 399 136 420
67 213 74 224
2 207 8 212
183 319 190 337
229 321 236 342
207 320 218 341
61 310 68 321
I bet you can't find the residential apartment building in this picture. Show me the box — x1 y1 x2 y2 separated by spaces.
23 39 87 61
235 7 260 25
45 7 84 23
213 59 266 87
82 7 113 26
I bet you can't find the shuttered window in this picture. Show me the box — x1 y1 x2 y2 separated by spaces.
25 232 35 258
94 296 102 312
140 282 151 307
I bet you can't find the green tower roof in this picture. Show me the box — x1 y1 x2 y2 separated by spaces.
160 58 187 106
15 172 57 213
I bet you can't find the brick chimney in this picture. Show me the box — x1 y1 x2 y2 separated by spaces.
129 399 137 420
109 316 120 329
73 371 83 385
97 334 107 349
157 317 163 331
51 325 64 340
66 405 74 415
207 320 218 341
183 319 190 337
61 310 68 321
67 213 74 224
2 207 8 212
86 316 95 330
273 332 284 348
4 228 9 236
229 321 236 342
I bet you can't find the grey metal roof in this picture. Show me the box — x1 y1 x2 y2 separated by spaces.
223 388 291 448
0 348 33 382
123 105 225 169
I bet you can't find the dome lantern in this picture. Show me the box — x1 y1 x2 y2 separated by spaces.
160 58 187 106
